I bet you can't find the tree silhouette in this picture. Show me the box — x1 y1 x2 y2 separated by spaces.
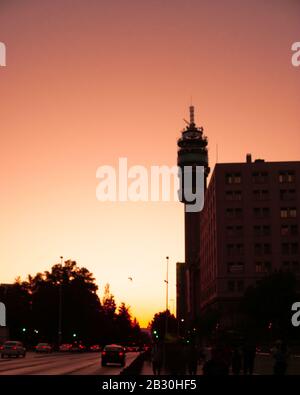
151 310 178 340
240 271 297 339
0 262 143 347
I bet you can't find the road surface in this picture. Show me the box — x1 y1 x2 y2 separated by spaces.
0 351 140 375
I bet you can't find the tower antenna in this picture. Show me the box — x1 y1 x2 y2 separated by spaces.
189 105 195 125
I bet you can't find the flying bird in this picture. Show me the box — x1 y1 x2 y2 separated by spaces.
128 277 133 282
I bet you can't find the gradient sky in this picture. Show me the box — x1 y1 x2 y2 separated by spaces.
0 0 299 327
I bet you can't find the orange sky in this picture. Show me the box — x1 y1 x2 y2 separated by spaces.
0 0 299 327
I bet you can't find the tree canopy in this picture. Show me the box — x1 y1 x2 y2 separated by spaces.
0 260 143 347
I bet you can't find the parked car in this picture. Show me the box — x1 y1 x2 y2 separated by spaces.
1 341 26 358
70 342 86 352
90 344 101 352
101 344 126 367
59 343 72 352
35 343 52 353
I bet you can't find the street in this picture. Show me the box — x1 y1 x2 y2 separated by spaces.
0 351 140 375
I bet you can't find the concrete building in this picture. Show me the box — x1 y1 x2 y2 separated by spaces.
199 156 300 326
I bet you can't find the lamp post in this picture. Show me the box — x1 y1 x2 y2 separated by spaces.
58 256 63 348
164 256 169 336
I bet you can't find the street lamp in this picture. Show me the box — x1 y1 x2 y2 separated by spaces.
164 256 169 336
58 256 63 347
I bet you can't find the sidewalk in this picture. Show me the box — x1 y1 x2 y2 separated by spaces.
140 359 167 375
140 359 204 375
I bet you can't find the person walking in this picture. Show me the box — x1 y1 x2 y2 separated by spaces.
272 340 290 376
151 343 163 375
242 339 256 375
231 345 242 375
187 344 198 375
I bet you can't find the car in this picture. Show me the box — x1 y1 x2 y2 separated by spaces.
70 342 86 352
101 344 126 367
35 343 52 353
1 341 26 358
90 344 101 352
59 343 72 352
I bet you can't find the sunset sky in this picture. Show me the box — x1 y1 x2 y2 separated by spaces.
0 0 299 327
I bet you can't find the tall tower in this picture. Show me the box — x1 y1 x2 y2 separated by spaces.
177 106 210 324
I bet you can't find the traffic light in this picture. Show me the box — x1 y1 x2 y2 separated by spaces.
22 328 26 332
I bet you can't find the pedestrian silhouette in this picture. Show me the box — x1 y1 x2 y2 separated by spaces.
151 343 163 375
272 340 289 376
242 339 256 375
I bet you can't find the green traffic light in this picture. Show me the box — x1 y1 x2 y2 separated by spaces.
22 328 26 332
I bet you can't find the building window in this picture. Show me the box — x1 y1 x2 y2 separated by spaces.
280 208 297 219
252 172 268 184
291 225 298 236
254 207 270 218
227 244 234 256
279 171 295 184
237 244 244 255
292 262 300 273
292 243 299 255
281 225 289 236
280 189 296 201
290 208 297 218
227 262 244 274
255 243 271 255
253 190 270 200
282 243 289 255
226 226 234 236
226 208 243 218
225 191 241 200
264 244 271 254
226 225 243 237
281 224 298 236
282 261 299 273
282 243 298 255
227 244 244 256
255 261 271 273
254 244 262 256
254 225 271 236
237 280 244 292
228 281 235 292
236 225 243 237
225 173 242 184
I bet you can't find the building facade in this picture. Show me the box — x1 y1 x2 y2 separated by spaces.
200 156 300 326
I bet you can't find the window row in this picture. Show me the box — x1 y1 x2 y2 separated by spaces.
226 242 299 256
225 207 297 218
225 171 296 185
225 189 296 201
226 261 299 274
226 224 298 237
